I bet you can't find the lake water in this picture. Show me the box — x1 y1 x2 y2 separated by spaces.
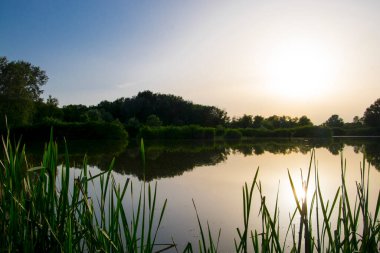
29 137 380 252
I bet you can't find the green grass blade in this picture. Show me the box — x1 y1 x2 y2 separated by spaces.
288 170 302 214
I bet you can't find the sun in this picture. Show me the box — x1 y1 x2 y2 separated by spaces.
261 39 337 100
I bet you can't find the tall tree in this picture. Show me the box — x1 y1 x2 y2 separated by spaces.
0 56 48 126
118 91 229 126
298 115 312 126
363 98 380 127
323 114 344 127
33 95 63 123
62 104 89 122
252 115 264 128
231 114 254 128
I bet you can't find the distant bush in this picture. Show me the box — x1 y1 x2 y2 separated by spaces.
330 127 346 136
40 117 64 125
272 128 294 138
293 126 332 138
342 127 380 136
137 125 335 140
7 121 128 141
239 128 271 137
239 128 257 137
139 125 216 140
215 125 225 137
224 129 243 139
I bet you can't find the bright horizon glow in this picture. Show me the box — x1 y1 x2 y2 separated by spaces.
261 39 338 100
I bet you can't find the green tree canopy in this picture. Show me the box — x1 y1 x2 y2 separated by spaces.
252 115 264 128
323 114 344 128
62 104 89 122
105 91 229 127
33 95 63 123
298 115 312 126
230 114 254 128
0 56 48 126
363 98 380 127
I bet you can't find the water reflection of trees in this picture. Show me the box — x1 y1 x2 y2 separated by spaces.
335 137 380 171
114 146 229 181
227 139 332 156
24 138 380 180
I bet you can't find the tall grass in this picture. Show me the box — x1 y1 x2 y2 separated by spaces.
0 128 171 252
185 150 380 252
1 128 379 252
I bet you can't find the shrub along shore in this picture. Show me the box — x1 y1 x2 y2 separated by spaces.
3 123 333 141
3 121 380 142
0 121 128 141
140 125 334 139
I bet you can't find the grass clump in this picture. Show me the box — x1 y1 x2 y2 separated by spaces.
185 150 380 252
0 128 171 252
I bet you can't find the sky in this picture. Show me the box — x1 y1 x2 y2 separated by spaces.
1 0 379 124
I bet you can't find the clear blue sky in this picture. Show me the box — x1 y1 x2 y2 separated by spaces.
1 0 379 123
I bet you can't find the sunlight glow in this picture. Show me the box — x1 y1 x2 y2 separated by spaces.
262 39 338 100
296 182 307 202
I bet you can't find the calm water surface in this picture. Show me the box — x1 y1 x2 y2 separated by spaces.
30 138 380 252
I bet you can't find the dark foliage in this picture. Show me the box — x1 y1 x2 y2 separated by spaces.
224 129 243 139
2 57 380 140
0 56 48 127
230 114 313 129
6 121 128 141
323 114 344 128
139 125 215 140
363 98 380 127
292 126 332 138
99 91 229 127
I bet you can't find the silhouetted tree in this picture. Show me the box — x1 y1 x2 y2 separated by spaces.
363 98 380 127
117 91 228 126
298 115 312 126
323 114 344 127
265 115 280 129
86 109 103 122
62 104 89 122
353 116 362 124
264 115 299 129
0 56 48 126
345 115 363 128
33 95 63 122
46 95 58 106
98 109 114 122
252 115 264 128
98 98 124 120
230 114 254 128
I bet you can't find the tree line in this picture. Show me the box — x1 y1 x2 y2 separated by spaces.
1 56 379 134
